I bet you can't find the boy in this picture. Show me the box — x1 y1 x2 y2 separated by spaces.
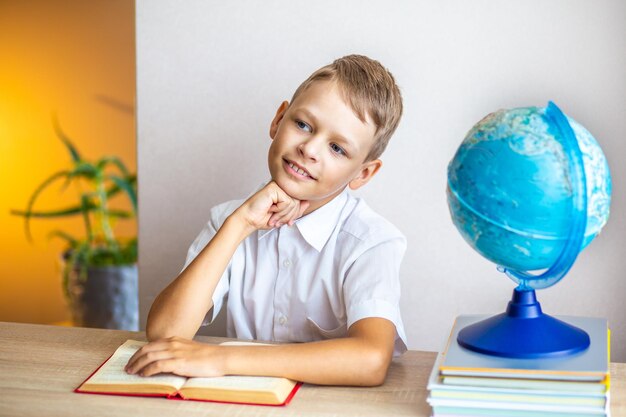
126 55 407 386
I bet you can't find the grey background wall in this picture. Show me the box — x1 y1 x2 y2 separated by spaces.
137 1 626 360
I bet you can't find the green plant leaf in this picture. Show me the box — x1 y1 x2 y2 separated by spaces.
11 206 133 219
97 156 130 177
18 170 71 242
68 161 99 180
107 175 137 213
105 173 136 199
80 195 93 244
52 113 82 163
47 230 78 247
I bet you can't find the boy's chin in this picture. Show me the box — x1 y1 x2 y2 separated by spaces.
273 177 309 201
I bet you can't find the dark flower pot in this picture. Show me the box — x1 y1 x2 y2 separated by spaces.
67 264 139 330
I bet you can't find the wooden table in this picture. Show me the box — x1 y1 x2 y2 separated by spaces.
0 322 624 416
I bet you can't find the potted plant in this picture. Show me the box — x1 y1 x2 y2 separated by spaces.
11 116 138 330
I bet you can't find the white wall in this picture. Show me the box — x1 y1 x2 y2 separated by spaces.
137 0 626 360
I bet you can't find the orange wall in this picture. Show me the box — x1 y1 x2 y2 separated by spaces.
0 0 136 324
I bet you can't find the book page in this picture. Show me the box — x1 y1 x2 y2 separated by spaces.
85 339 186 389
180 375 297 405
183 375 289 390
180 340 297 403
219 340 273 347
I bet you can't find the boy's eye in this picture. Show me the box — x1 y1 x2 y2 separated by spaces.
330 143 346 156
295 120 312 133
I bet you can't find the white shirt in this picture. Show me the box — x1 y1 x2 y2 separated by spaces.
182 188 408 356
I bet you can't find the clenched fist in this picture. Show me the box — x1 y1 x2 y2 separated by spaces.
233 181 310 233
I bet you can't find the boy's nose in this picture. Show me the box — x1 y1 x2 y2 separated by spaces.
297 138 321 162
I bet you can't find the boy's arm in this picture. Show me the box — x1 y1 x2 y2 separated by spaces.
145 216 249 340
127 317 396 386
146 181 309 341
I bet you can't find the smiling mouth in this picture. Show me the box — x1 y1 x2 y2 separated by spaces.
283 159 316 180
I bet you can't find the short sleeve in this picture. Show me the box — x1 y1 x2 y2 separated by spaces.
181 207 233 325
343 236 408 356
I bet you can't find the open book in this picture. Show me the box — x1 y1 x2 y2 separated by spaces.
76 339 300 406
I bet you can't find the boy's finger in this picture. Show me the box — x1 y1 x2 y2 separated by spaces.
297 201 310 217
267 199 294 226
126 343 161 368
137 358 180 377
270 214 288 227
285 201 308 225
267 213 281 227
276 200 306 227
271 201 297 224
126 349 173 374
276 203 300 226
288 203 307 226
268 208 292 227
272 200 290 213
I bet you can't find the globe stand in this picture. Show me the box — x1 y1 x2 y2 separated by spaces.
457 287 590 359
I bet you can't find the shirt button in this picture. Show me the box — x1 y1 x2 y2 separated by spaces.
278 316 287 325
283 259 291 268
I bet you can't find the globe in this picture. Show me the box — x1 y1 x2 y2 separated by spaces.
446 102 612 358
447 102 611 290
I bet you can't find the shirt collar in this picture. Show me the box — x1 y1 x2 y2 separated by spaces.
258 188 349 252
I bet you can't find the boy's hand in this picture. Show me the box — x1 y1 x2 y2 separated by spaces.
125 337 226 378
233 181 309 233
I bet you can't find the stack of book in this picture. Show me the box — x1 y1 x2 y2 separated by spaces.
427 315 610 417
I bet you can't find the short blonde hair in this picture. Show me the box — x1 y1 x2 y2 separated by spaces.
291 55 403 161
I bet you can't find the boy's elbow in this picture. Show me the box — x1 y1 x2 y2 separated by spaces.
145 314 198 341
145 319 191 341
145 324 163 342
359 347 392 386
145 307 166 341
145 319 168 342
145 311 178 341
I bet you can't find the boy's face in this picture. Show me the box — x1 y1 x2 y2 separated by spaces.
268 80 382 214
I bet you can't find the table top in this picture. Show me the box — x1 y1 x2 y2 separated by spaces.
0 321 624 417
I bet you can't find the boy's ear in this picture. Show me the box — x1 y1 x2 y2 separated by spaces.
269 101 290 140
349 159 383 190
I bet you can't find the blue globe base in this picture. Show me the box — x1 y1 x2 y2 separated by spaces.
457 288 590 359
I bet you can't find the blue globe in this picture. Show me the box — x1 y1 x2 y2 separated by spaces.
447 102 611 290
